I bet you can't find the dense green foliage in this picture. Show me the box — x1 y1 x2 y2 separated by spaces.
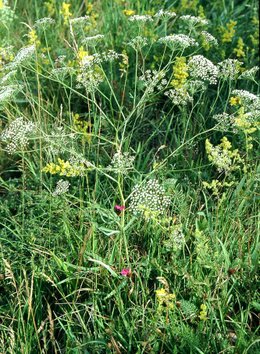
0 0 259 353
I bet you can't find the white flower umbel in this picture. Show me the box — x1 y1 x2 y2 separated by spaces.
213 112 235 132
239 66 259 80
129 15 153 22
201 31 218 46
165 88 193 105
179 15 209 26
0 84 22 104
158 34 198 50
154 9 176 19
188 55 218 84
7 45 36 69
109 151 135 174
82 34 104 46
232 89 260 110
0 70 17 85
129 179 171 217
69 16 90 25
139 69 166 93
52 180 70 196
1 117 36 154
218 59 242 80
34 17 55 28
128 36 148 50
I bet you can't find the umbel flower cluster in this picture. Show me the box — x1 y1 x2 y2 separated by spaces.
52 179 70 196
109 151 135 174
188 55 219 84
1 117 36 154
129 179 171 217
205 137 244 174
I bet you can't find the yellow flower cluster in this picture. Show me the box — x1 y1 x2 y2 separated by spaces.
0 0 4 10
229 96 241 106
28 29 40 47
44 0 55 16
198 304 207 321
221 20 237 43
123 9 136 16
203 179 235 196
179 0 199 12
205 137 244 173
155 288 176 311
85 1 93 14
249 16 259 52
171 57 189 89
234 108 259 149
42 158 84 177
73 113 92 143
60 2 72 24
233 37 245 58
0 47 14 68
77 47 94 67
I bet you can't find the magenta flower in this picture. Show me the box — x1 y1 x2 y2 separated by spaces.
120 268 131 277
114 205 125 212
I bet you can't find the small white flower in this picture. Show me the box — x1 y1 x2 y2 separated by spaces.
69 16 90 25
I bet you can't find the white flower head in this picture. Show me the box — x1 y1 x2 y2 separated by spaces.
1 117 36 154
129 15 153 22
158 34 198 49
129 179 171 217
188 55 218 84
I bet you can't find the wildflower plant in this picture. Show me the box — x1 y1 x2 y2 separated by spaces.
0 1 259 353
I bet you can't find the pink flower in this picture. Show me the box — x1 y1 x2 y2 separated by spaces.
120 268 131 277
114 205 125 212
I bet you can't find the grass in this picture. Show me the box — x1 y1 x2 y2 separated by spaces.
0 0 259 353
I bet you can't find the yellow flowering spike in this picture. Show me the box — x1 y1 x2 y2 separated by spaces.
60 2 72 24
0 0 4 10
171 57 189 89
85 3 93 14
199 304 207 320
28 29 40 47
123 9 136 16
233 37 245 58
221 20 237 43
44 1 55 16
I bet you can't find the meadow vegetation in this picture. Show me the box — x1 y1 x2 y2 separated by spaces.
0 0 259 353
